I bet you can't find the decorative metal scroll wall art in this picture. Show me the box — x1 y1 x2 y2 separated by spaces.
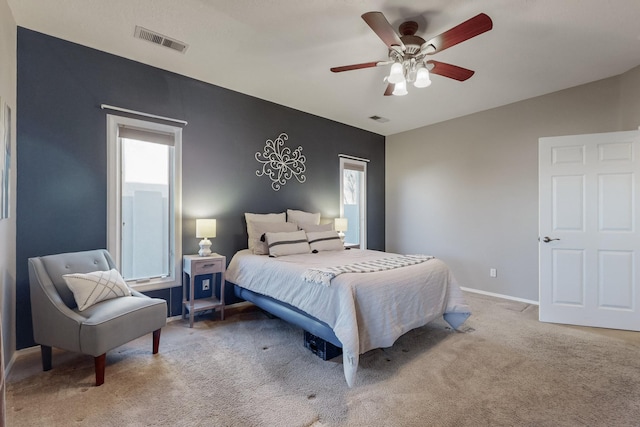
255 132 306 191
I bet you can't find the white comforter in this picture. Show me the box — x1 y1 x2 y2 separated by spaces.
226 249 470 386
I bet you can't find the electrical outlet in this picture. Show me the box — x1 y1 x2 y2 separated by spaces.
202 279 210 291
489 268 497 278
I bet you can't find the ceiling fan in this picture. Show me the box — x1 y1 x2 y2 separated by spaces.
331 11 493 96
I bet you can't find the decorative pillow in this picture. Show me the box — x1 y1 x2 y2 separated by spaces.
298 222 333 232
248 221 298 255
63 269 132 311
286 209 321 226
265 230 311 257
245 212 286 224
306 230 345 252
244 212 286 250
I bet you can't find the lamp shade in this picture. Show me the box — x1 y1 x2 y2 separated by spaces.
334 217 348 232
392 80 408 96
387 62 405 84
414 67 432 88
196 219 216 238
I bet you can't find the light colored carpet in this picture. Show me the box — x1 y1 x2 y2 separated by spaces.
6 292 640 426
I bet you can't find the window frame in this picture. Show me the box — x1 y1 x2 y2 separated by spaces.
339 156 367 249
107 114 182 291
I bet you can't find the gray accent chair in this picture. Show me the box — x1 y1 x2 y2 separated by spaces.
28 249 167 386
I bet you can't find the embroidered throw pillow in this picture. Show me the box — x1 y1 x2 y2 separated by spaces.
63 268 132 311
306 230 345 252
265 230 311 257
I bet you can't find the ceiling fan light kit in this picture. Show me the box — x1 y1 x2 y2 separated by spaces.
330 11 493 96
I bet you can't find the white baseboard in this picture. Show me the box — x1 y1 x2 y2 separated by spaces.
5 345 39 379
461 287 539 306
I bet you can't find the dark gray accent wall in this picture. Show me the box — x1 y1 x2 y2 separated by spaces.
16 28 384 349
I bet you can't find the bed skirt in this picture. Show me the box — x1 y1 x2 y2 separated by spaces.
233 284 342 348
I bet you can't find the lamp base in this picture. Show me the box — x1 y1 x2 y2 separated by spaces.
198 238 212 257
338 231 345 243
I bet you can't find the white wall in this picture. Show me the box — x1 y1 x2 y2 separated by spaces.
620 65 640 130
386 67 640 302
0 0 17 368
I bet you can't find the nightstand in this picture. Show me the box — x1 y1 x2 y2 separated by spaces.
182 254 226 327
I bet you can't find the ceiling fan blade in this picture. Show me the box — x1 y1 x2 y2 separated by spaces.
330 60 391 73
362 11 406 51
424 13 493 54
384 83 395 96
427 60 475 81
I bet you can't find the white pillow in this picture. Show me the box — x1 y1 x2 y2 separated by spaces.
298 223 333 232
63 269 132 311
306 230 345 252
245 212 286 224
248 221 298 255
286 209 321 226
244 212 286 250
265 230 311 257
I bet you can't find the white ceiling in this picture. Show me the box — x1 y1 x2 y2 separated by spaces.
7 0 640 136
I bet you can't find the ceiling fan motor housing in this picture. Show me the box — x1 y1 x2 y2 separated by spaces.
390 23 429 81
398 21 425 55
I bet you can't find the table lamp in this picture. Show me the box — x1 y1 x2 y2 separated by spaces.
334 217 348 243
196 219 216 256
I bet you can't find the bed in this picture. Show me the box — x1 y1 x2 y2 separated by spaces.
226 239 471 386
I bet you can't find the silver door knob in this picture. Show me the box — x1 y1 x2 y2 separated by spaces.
542 236 560 243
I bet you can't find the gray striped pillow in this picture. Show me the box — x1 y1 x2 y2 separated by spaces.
248 221 298 255
306 230 344 252
265 230 311 257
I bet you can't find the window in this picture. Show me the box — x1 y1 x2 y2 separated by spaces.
107 115 182 290
340 156 367 248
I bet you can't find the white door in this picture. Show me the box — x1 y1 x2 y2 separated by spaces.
539 130 640 331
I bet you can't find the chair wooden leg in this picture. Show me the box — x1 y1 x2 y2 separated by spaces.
41 345 52 371
94 354 106 386
152 329 161 354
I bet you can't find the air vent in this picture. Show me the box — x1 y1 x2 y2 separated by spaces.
134 26 188 54
369 115 389 123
